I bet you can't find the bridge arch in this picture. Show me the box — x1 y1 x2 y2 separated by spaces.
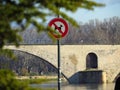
0 49 68 81
113 72 120 82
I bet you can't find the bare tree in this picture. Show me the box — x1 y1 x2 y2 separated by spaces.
19 16 120 45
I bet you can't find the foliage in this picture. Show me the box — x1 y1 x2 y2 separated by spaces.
21 78 57 84
0 1 104 89
0 49 16 59
0 0 104 49
0 69 36 90
21 67 29 76
0 69 56 90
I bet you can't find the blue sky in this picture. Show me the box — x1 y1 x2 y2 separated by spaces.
66 0 120 23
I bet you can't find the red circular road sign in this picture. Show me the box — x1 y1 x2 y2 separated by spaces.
48 18 68 39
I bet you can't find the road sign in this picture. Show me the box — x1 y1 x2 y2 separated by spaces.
48 18 68 39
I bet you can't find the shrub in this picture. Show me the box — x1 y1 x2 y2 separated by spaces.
0 69 35 90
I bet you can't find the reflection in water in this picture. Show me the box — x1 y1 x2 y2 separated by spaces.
31 81 115 90
62 83 115 90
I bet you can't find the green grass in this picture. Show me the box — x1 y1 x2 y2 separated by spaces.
19 78 57 84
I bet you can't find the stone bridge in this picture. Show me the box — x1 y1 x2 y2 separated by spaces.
5 45 120 83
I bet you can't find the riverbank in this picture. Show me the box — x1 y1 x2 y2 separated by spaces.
16 76 58 80
16 76 58 84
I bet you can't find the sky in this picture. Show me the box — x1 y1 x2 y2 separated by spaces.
11 0 120 27
66 0 120 23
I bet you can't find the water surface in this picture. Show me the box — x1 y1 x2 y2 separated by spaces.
31 81 115 90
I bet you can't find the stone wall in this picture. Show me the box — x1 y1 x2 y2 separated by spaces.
79 70 106 84
5 45 120 83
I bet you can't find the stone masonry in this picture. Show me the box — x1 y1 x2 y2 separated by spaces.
4 45 120 83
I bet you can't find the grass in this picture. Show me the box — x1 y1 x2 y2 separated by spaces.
19 78 57 84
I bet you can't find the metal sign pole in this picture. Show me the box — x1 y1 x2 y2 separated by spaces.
57 10 61 90
57 39 61 90
48 11 68 90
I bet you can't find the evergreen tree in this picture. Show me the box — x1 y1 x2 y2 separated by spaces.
0 0 104 53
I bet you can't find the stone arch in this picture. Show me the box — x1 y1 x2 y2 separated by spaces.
0 49 68 81
86 52 98 69
113 72 120 82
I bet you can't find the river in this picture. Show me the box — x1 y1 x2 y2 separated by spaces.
30 81 115 90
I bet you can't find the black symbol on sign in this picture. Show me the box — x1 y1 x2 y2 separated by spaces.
55 25 63 30
53 23 64 34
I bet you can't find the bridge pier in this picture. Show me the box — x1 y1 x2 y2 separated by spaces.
69 70 106 84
